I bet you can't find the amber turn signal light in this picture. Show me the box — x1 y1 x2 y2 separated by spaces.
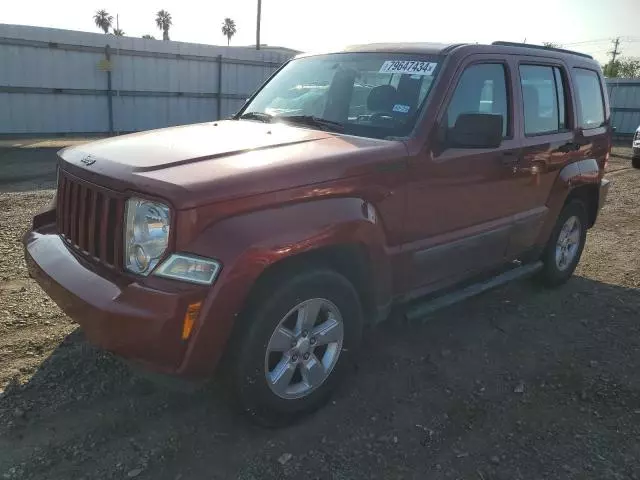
182 302 202 340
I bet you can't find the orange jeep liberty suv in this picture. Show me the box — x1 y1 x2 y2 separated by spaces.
25 41 611 425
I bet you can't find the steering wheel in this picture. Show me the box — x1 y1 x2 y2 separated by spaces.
369 112 395 125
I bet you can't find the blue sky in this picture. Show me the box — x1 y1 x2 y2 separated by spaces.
4 0 640 63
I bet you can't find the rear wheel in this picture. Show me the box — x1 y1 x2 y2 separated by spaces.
537 200 588 287
227 268 362 426
632 157 640 169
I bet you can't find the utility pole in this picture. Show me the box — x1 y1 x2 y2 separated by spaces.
256 0 262 50
610 37 621 63
607 37 621 75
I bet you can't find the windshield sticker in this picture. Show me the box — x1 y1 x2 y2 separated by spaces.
379 60 437 76
392 104 411 113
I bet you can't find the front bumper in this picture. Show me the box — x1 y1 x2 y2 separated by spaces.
24 227 206 374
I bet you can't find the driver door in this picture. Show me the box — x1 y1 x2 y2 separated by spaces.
404 56 524 292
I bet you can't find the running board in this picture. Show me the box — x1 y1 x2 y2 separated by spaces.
405 261 543 322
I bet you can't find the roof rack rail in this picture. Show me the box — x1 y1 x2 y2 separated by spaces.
440 43 467 54
491 41 593 59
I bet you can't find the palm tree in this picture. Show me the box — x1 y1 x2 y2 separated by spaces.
93 10 113 34
155 10 172 41
142 34 155 40
113 28 125 36
221 18 237 46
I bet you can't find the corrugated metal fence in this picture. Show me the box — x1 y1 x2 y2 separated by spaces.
607 79 640 135
2 25 639 137
0 24 294 135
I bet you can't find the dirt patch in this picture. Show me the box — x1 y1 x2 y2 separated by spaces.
0 148 639 479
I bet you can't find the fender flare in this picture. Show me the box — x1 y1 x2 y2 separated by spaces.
536 158 601 246
177 197 391 377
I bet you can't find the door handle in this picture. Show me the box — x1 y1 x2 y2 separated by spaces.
556 142 582 153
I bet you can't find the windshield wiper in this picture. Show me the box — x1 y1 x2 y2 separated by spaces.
238 111 274 123
278 115 344 133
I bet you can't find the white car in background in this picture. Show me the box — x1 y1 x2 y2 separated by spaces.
633 125 640 168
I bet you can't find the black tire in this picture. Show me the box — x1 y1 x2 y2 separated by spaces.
537 200 588 287
226 268 363 427
632 157 640 169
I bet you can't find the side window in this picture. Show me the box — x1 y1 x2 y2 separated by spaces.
446 63 509 137
573 68 605 129
520 65 568 135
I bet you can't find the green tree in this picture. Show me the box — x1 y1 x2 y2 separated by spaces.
112 28 125 36
617 58 640 78
603 62 617 77
543 42 562 48
142 34 155 40
222 18 237 46
156 10 172 41
93 10 113 34
603 57 640 78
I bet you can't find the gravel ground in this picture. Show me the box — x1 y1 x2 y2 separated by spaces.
0 145 639 480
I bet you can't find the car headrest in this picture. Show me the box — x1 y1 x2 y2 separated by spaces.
367 85 397 112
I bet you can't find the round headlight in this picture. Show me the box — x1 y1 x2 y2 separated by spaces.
124 198 170 275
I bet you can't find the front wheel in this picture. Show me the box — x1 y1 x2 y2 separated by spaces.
537 200 588 287
227 269 363 426
632 157 640 169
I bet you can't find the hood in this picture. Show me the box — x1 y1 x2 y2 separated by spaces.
60 120 406 209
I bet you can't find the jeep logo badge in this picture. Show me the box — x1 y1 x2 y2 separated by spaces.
80 156 96 166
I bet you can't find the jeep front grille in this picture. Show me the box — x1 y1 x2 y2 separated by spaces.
56 171 124 268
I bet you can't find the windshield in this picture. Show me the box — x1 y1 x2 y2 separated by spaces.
238 53 440 139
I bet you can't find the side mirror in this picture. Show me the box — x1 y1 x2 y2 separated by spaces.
448 113 503 149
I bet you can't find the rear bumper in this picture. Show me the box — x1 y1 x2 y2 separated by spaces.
23 228 207 375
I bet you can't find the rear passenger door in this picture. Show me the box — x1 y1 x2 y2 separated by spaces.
506 58 576 256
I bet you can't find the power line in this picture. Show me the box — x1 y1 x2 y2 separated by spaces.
563 38 613 46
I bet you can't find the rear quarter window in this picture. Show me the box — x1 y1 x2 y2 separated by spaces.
573 68 605 129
